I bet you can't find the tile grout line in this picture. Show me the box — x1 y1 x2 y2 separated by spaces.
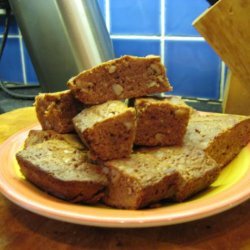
219 61 226 101
0 34 202 43
111 35 161 40
166 36 205 41
18 29 27 84
110 34 205 41
160 0 165 64
105 0 111 33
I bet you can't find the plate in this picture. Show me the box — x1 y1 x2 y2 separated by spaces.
0 123 250 228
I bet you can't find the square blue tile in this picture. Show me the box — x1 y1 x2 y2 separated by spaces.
0 14 19 35
110 0 160 35
165 40 221 100
22 41 39 84
0 38 23 82
112 39 160 58
165 0 210 36
97 0 106 20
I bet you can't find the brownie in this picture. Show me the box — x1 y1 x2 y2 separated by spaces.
68 55 172 105
35 90 84 133
134 96 191 146
73 100 136 161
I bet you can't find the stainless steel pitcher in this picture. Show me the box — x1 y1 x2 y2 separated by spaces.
9 0 114 92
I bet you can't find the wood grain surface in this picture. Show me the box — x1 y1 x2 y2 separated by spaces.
0 107 249 250
223 71 250 115
193 0 250 84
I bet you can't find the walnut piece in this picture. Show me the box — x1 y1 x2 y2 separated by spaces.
112 84 124 96
123 121 133 130
108 65 117 74
75 80 94 89
150 63 161 74
147 81 159 88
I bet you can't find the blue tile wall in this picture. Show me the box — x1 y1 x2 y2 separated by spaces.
110 0 161 35
112 39 160 58
0 37 23 82
0 15 18 35
165 0 210 36
165 40 221 99
0 0 223 100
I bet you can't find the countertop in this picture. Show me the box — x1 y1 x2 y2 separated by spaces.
0 107 249 250
0 86 41 114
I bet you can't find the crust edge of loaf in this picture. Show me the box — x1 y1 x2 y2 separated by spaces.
16 156 106 204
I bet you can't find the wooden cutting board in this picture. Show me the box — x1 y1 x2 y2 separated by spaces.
193 0 250 84
223 71 250 115
193 0 250 115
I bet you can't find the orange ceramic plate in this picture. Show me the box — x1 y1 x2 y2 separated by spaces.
0 123 250 228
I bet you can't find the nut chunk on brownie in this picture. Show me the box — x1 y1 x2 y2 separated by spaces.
16 140 108 203
73 100 136 161
103 153 178 209
68 55 172 105
184 113 250 167
134 96 191 146
35 90 84 133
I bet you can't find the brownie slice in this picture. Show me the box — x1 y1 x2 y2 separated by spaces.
103 152 178 209
184 113 250 167
35 90 84 133
68 55 172 105
134 96 191 146
16 140 107 203
140 146 220 201
73 100 136 161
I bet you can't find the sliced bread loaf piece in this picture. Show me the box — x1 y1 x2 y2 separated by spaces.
24 129 86 151
141 146 220 201
68 55 172 105
134 96 191 146
103 144 219 208
16 140 107 203
184 113 250 167
103 153 178 209
35 90 84 133
73 100 136 161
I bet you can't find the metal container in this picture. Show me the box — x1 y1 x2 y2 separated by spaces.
9 0 114 92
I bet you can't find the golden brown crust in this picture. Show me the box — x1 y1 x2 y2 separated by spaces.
24 130 86 150
16 140 108 204
35 90 84 133
173 166 220 201
17 157 105 203
103 153 178 209
184 113 250 167
205 119 250 167
83 110 136 161
134 97 190 146
136 145 220 202
73 101 137 161
103 170 177 210
68 55 172 105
